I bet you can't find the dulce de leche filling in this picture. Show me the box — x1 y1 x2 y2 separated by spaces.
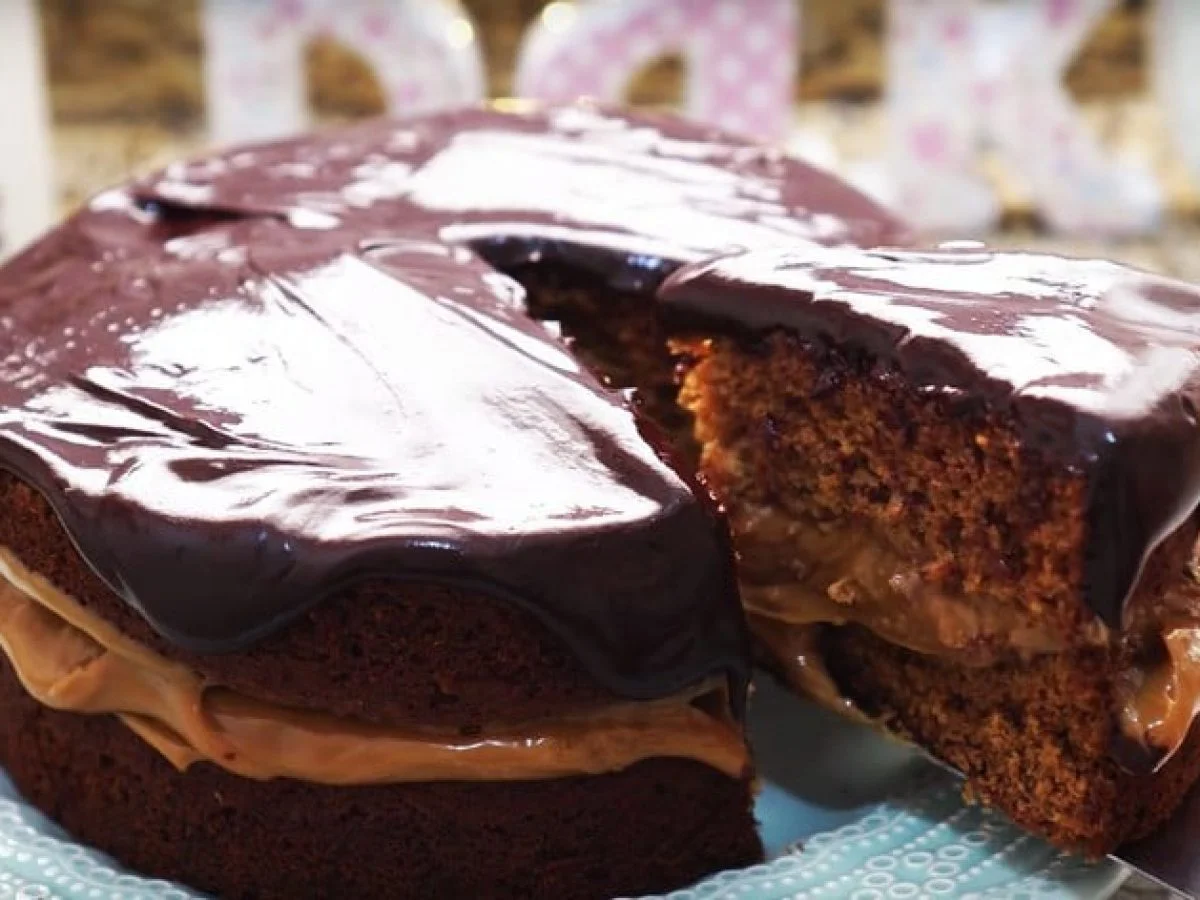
0 547 748 785
1116 626 1200 771
734 504 1200 771
733 504 1096 664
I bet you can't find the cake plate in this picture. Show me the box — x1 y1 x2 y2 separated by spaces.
640 679 1131 899
0 679 1131 899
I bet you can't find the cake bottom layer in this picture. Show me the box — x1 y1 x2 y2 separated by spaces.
821 625 1200 857
0 662 761 900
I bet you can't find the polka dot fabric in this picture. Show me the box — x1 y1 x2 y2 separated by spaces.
514 0 798 141
885 0 1161 236
642 777 1128 900
203 0 485 144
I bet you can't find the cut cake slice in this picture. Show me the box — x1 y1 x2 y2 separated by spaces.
662 243 1200 855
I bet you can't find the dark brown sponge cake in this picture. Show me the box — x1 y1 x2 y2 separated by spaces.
0 102 906 898
822 626 1200 857
663 243 1200 856
0 661 759 900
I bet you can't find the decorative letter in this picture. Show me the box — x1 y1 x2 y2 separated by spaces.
515 0 798 142
886 0 1160 236
1154 0 1200 192
0 0 54 258
203 0 485 145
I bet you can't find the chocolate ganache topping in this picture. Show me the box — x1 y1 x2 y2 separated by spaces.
0 103 904 700
661 243 1200 626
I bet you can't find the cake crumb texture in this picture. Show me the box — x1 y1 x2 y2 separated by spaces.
675 329 1200 635
674 328 1200 855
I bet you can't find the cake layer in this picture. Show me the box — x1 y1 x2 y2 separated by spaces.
0 470 628 728
509 262 699 458
0 662 760 899
662 243 1200 627
823 625 1200 857
0 103 903 711
0 545 747 785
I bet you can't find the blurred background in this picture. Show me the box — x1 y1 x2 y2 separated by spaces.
6 0 1200 279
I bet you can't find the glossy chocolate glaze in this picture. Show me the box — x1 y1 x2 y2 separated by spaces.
0 103 905 701
660 243 1200 626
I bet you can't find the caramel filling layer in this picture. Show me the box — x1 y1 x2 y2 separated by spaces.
0 547 748 784
748 614 867 724
734 504 1200 770
734 504 1097 664
1116 627 1200 770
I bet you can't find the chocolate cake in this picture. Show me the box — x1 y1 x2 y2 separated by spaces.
662 242 1200 856
0 102 903 898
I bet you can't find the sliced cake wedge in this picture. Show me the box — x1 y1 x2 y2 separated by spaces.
662 243 1200 856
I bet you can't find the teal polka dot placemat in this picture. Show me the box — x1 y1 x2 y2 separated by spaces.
0 680 1134 899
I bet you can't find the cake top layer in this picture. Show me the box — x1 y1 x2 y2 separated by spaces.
0 103 903 700
661 243 1200 624
662 243 1200 425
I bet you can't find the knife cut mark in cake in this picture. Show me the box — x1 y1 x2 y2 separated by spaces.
0 102 904 900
